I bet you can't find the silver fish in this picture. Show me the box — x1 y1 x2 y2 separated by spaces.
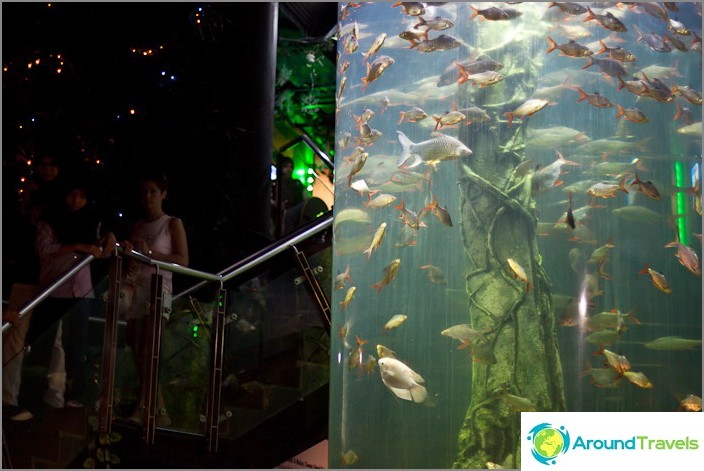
396 131 472 168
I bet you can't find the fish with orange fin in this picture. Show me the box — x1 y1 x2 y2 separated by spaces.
638 263 672 293
629 171 660 200
670 83 702 105
506 258 532 293
616 75 650 96
583 7 627 32
432 110 466 131
674 100 695 126
623 371 653 389
399 28 428 47
392 2 425 16
582 56 628 78
348 335 368 370
394 197 428 230
469 5 522 21
397 106 428 125
597 40 637 62
422 195 453 226
686 177 702 216
576 88 613 108
361 33 387 62
547 1 588 15
456 67 505 87
363 222 387 260
335 264 353 290
361 55 394 92
346 151 368 187
340 286 357 311
504 98 553 127
546 36 593 57
352 108 375 130
615 105 648 124
586 308 639 333
678 394 703 412
594 346 631 374
350 179 379 200
586 177 629 199
371 258 401 293
441 324 486 349
414 15 454 32
363 193 397 209
664 231 701 276
339 3 361 21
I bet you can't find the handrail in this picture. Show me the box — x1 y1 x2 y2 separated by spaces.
121 248 223 282
174 210 333 300
278 133 334 171
2 254 96 333
2 210 334 332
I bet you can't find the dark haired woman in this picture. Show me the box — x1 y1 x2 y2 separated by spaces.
121 174 188 427
11 180 115 420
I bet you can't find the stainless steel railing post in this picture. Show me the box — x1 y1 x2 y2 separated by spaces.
144 270 164 445
206 286 227 453
98 254 123 434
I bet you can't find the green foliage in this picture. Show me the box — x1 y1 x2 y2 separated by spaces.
275 29 336 158
159 297 213 431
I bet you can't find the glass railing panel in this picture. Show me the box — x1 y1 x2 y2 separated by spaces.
107 281 214 435
306 246 333 303
3 281 109 469
216 261 330 441
5 220 334 465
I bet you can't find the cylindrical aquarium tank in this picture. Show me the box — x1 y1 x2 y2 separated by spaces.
329 2 702 469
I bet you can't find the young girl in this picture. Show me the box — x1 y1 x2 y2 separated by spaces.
121 173 188 427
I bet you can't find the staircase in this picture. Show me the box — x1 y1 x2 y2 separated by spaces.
3 406 89 469
3 213 334 468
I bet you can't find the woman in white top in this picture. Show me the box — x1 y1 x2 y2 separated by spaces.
121 173 188 427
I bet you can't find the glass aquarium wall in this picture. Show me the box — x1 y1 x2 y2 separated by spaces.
329 2 702 469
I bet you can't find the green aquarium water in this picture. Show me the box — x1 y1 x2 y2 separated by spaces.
329 2 702 469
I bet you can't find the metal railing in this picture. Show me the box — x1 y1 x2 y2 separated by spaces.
174 209 333 299
2 254 96 334
3 207 334 455
3 207 333 337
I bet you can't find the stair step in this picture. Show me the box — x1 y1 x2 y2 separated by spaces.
4 407 89 468
30 456 60 468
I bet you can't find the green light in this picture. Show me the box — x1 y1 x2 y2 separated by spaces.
296 169 305 177
192 325 199 332
673 161 688 246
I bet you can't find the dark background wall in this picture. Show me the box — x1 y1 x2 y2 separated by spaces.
2 2 286 288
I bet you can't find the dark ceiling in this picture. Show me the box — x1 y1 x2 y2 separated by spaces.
279 2 339 39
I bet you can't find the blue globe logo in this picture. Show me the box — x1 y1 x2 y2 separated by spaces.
527 423 570 465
